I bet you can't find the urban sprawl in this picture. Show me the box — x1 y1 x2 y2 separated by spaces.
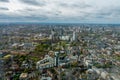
0 23 120 80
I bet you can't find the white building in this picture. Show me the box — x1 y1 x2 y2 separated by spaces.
36 55 56 70
59 35 70 41
36 51 69 70
71 31 77 41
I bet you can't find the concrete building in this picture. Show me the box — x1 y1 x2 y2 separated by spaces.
59 35 70 41
36 55 56 70
36 51 68 70
71 31 77 41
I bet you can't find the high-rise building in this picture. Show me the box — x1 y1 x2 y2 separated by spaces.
71 31 77 41
54 52 59 67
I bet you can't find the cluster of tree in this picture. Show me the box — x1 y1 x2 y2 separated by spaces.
34 43 50 55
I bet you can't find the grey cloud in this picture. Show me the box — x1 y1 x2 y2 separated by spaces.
23 8 35 11
0 7 9 10
47 10 62 16
93 12 112 19
97 7 120 18
16 8 36 13
86 6 120 20
0 0 9 2
0 14 20 20
59 2 91 8
20 0 45 6
24 15 48 20
0 0 120 23
111 8 120 15
0 13 48 22
16 7 62 18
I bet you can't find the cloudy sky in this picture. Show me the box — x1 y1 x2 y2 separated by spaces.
0 0 120 23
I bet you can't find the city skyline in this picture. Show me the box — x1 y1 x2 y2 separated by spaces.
0 0 120 23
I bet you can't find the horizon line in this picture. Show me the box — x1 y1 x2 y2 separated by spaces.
0 22 120 25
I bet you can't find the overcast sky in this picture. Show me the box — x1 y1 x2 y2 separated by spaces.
0 0 120 23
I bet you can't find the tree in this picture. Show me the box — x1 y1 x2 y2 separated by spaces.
34 44 44 52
